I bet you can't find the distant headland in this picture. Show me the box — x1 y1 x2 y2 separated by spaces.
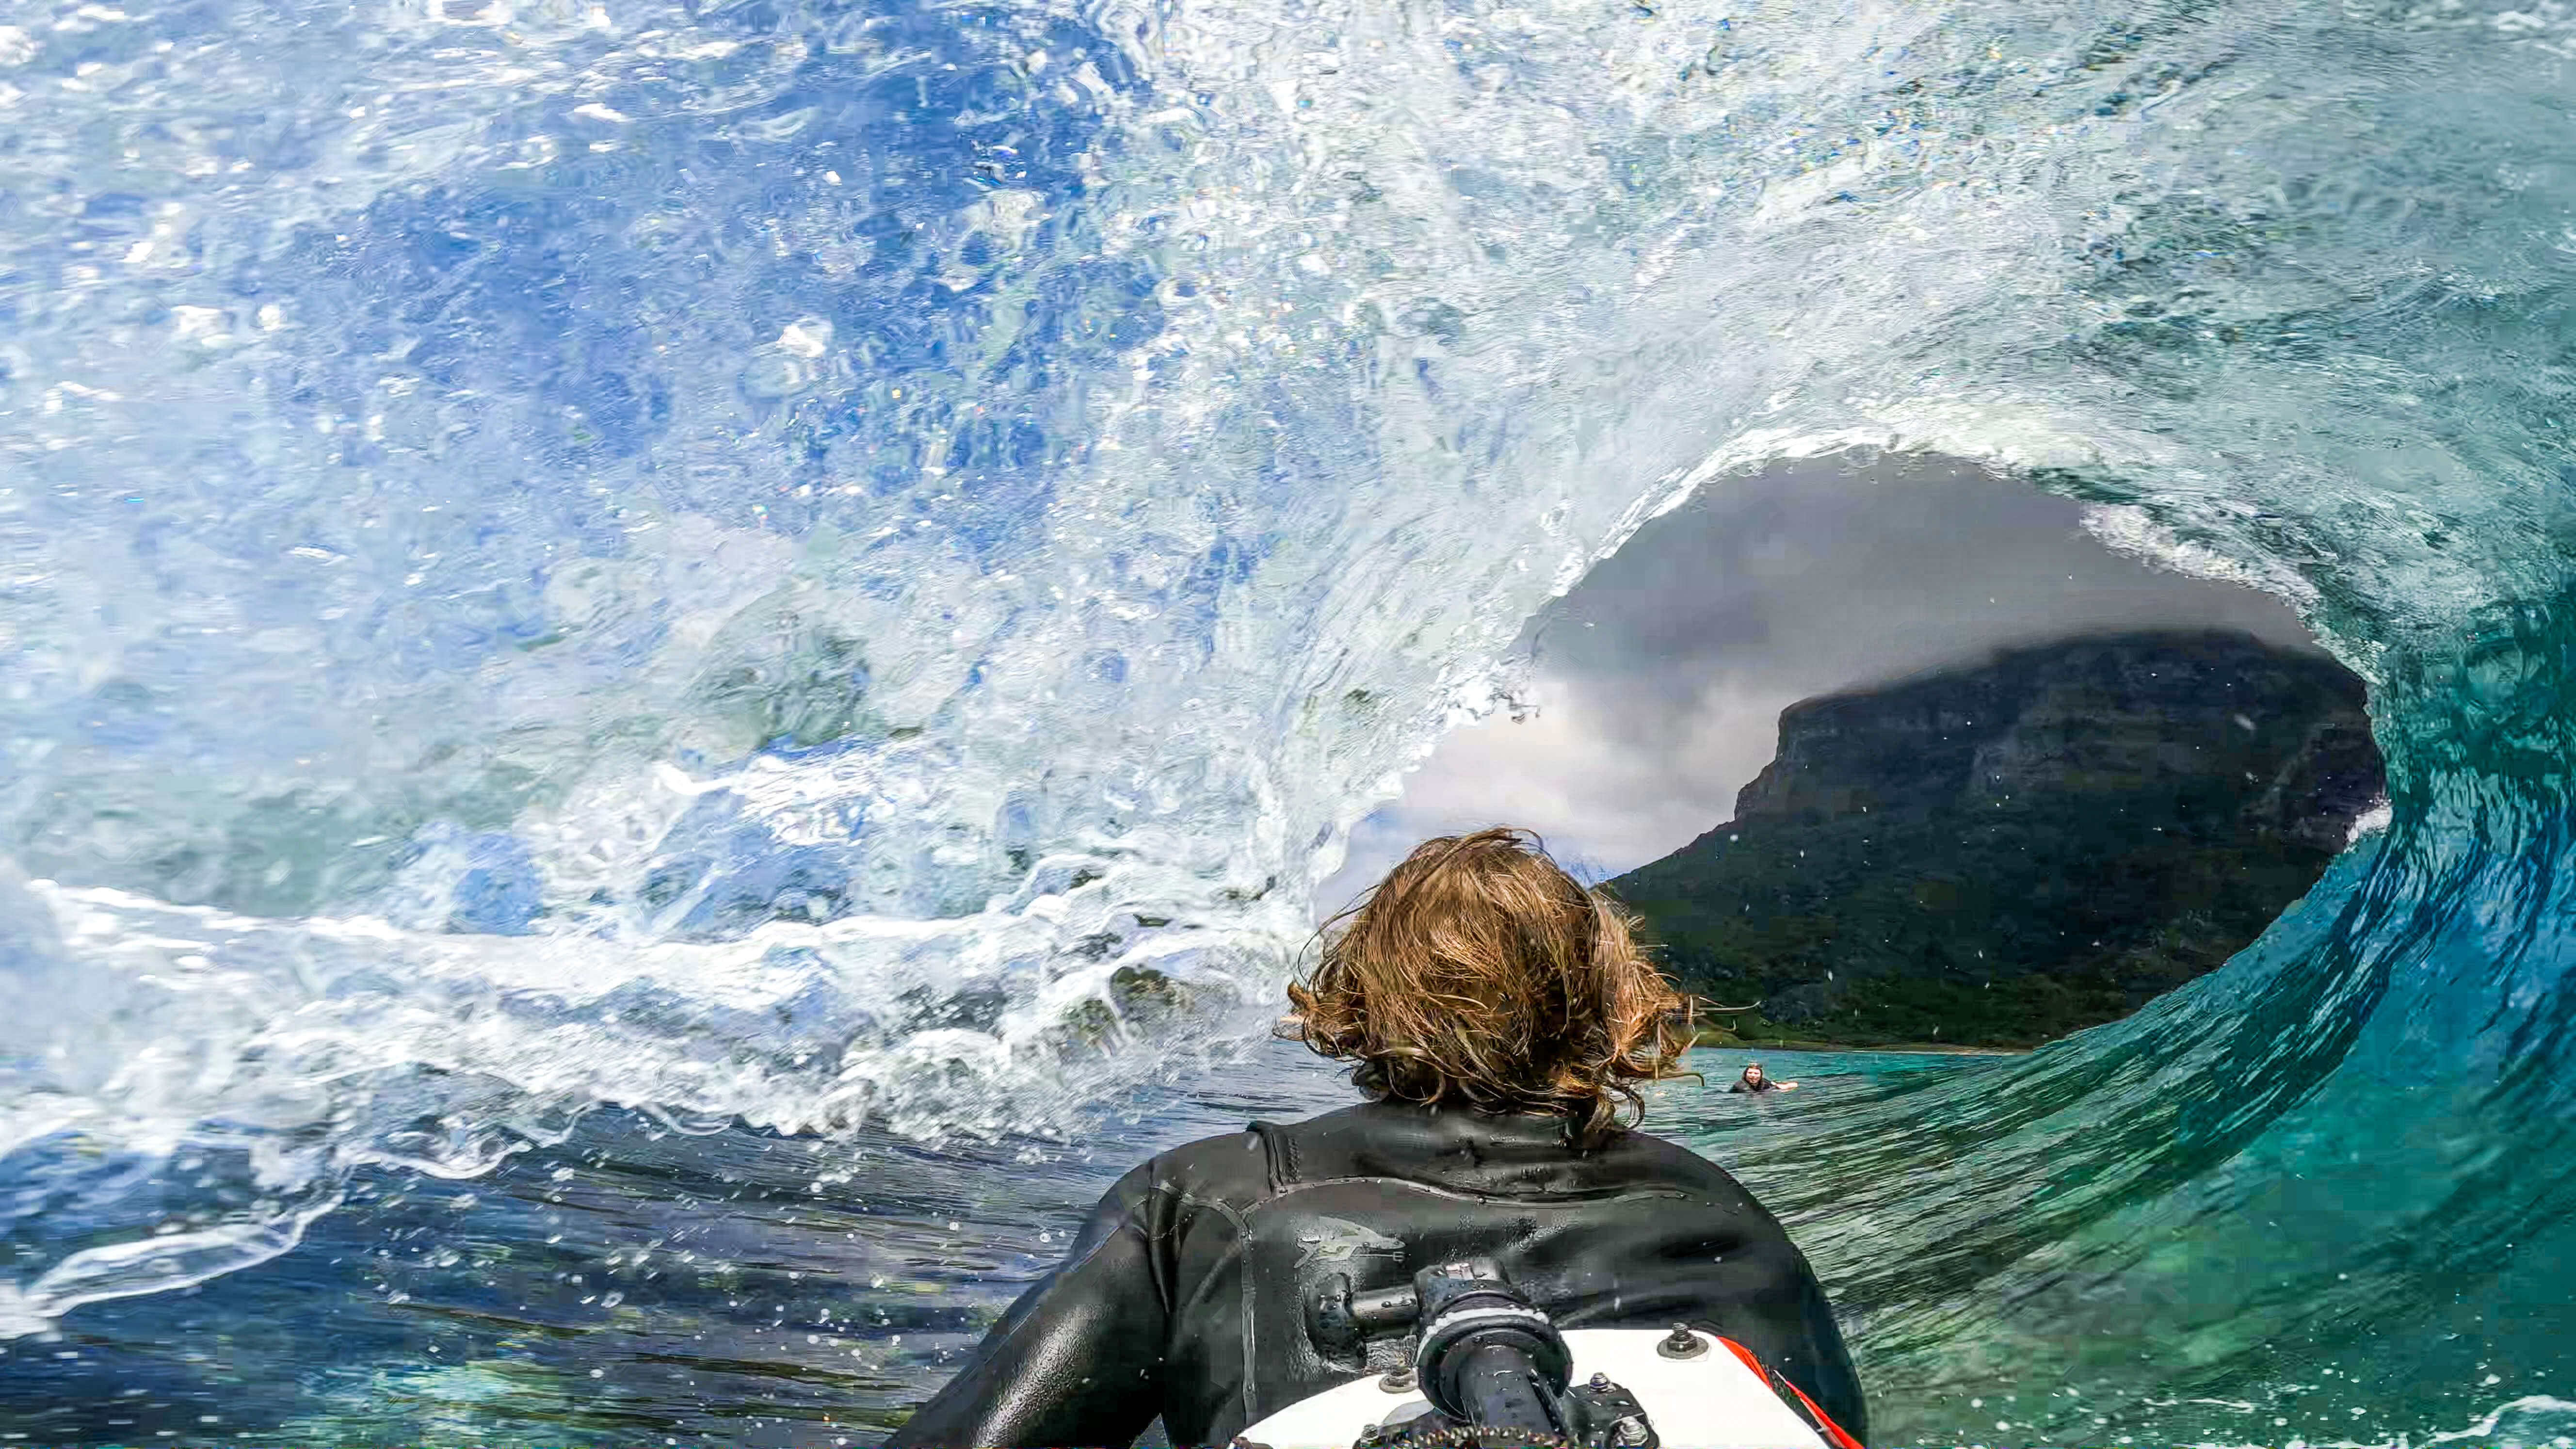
1612 630 2384 1051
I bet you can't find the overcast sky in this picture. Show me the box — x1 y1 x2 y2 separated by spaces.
1316 453 2321 917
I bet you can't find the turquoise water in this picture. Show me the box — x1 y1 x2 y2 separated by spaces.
6 0 2576 1442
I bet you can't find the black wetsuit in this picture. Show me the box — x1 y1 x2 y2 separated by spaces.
886 1098 1867 1448
1730 1077 1782 1093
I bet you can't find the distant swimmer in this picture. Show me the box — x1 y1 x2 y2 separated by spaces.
1730 1062 1799 1093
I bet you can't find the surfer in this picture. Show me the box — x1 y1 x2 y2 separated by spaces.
884 827 1867 1448
1730 1062 1800 1093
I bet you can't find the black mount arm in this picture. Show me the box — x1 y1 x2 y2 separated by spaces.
1303 1258 1660 1449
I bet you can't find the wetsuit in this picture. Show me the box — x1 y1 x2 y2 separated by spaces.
885 1098 1866 1448
1730 1077 1782 1093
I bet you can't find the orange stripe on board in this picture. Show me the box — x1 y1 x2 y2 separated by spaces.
1714 1334 1866 1449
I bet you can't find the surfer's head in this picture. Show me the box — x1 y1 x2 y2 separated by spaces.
1285 826 1690 1145
1742 1063 1764 1084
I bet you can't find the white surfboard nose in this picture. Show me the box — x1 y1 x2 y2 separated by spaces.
1237 1327 1835 1449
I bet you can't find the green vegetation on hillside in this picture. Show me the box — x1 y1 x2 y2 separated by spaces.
1608 633 2382 1048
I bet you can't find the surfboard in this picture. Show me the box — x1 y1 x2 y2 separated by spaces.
1236 1327 1861 1449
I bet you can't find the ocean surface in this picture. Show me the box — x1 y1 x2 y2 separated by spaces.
5 0 2576 1443
1 1045 1996 1444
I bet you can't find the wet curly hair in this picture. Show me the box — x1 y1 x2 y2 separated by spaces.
1285 827 1693 1146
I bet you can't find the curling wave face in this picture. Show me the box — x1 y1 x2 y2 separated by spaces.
2 0 2576 1437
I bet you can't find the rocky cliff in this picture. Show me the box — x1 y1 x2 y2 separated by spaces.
1608 631 2385 1047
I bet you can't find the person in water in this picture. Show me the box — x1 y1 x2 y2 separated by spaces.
1732 1062 1801 1093
886 827 1867 1448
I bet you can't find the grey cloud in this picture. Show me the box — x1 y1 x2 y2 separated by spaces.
1317 454 2317 917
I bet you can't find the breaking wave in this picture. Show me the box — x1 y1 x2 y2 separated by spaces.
4 0 2576 1437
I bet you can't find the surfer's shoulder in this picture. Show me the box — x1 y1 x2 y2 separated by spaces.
1587 1124 1787 1227
1132 1112 1321 1209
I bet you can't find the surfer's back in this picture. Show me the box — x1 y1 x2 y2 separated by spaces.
1148 1098 1863 1441
886 828 1867 1448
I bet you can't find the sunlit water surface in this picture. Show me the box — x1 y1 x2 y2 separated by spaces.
1 1046 2015 1445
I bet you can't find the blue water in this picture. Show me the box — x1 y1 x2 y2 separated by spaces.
0 1046 1993 1442
6 0 2576 1441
